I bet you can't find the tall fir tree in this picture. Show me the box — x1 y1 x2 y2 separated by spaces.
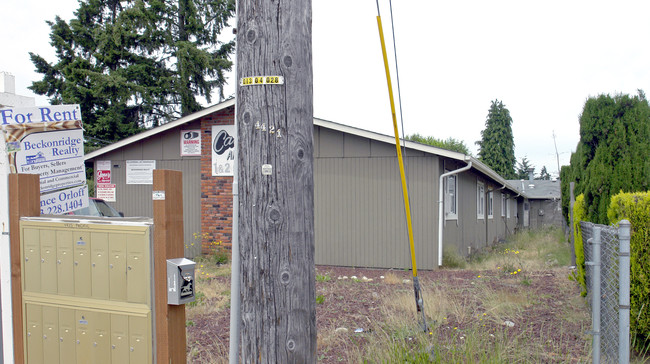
476 100 517 179
29 0 235 142
560 91 650 224
516 157 534 180
537 166 551 180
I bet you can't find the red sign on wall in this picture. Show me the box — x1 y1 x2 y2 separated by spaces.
96 160 111 184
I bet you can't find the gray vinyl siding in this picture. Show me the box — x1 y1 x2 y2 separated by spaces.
91 120 203 257
314 156 439 269
313 126 439 269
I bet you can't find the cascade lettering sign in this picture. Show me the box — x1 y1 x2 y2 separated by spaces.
211 125 236 176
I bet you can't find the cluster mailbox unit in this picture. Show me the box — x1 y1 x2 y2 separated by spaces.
20 216 155 363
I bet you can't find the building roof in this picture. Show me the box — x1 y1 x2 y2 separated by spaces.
507 179 561 200
85 98 525 198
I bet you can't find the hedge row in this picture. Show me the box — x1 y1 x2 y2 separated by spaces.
574 191 650 350
572 194 587 296
608 191 650 350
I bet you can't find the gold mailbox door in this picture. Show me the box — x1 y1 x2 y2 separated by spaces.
73 232 91 297
56 231 74 296
126 235 146 304
58 308 76 364
40 230 58 294
91 232 110 300
110 314 129 364
23 228 41 293
25 304 43 364
42 305 60 363
109 234 127 301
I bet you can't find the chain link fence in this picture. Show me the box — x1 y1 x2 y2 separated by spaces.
581 221 631 364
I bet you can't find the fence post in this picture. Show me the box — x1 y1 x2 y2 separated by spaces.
619 220 631 364
592 226 601 364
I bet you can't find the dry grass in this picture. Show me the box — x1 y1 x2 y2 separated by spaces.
185 228 597 363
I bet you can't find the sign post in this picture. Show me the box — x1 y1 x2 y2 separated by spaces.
0 124 13 363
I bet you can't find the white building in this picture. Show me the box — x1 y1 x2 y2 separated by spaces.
0 72 35 108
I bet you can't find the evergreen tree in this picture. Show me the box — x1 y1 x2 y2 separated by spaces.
406 133 471 155
476 100 517 179
561 91 650 224
29 0 235 142
516 157 534 179
537 166 551 180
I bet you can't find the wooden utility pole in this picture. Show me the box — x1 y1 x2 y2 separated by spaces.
236 0 316 363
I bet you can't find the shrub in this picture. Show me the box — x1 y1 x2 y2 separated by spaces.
608 191 650 350
572 194 587 295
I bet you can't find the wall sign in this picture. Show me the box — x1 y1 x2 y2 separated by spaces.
180 129 201 156
96 160 111 184
126 160 156 184
96 183 116 202
211 125 236 176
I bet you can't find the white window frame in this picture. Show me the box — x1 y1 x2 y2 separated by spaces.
487 191 493 219
501 193 506 217
477 182 485 219
444 174 458 220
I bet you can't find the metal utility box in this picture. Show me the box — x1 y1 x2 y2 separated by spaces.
20 216 154 364
166 258 196 305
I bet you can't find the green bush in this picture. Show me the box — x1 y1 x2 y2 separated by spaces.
572 194 587 296
608 191 650 351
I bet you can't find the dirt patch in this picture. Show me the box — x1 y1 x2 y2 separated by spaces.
187 265 591 363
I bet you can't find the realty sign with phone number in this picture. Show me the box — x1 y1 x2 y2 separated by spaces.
1 104 89 214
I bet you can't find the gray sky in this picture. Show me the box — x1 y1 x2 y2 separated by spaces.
3 0 650 176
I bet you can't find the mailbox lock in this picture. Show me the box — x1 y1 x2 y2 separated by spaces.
112 345 116 349
57 260 61 264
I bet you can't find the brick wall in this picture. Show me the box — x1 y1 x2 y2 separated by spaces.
200 107 235 254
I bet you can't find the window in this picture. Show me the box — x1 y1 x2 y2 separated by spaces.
487 191 493 219
506 197 511 218
501 193 506 217
444 174 458 220
477 182 485 219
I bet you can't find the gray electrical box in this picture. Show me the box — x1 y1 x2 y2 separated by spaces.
166 258 196 305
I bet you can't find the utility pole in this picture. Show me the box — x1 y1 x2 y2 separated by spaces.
552 131 561 176
236 0 316 362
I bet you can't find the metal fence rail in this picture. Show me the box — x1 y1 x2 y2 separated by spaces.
581 220 631 364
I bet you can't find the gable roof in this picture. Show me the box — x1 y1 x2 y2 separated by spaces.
507 179 561 200
84 98 525 198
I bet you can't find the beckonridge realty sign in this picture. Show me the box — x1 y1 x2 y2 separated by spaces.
1 104 89 213
10 128 85 192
